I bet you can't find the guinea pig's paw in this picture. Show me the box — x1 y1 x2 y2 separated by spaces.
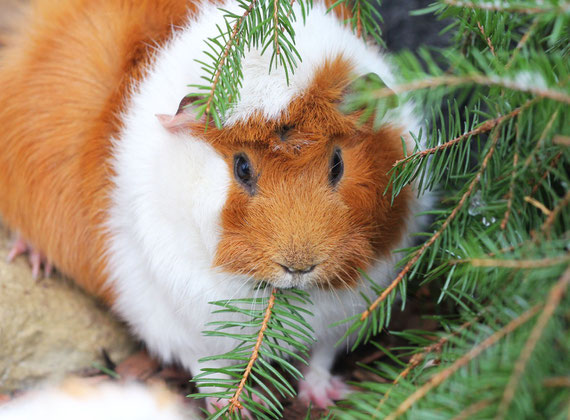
298 368 350 409
7 235 53 279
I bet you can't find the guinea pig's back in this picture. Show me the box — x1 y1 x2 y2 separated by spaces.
0 0 195 301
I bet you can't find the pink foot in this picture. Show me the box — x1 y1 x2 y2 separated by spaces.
7 235 53 279
298 368 351 409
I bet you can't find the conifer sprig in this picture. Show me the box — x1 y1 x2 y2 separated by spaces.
328 0 384 45
191 288 314 419
189 0 312 128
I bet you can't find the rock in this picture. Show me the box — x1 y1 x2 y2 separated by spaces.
0 0 28 47
0 224 137 392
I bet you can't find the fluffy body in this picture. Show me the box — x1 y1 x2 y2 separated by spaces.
0 0 428 406
0 380 192 420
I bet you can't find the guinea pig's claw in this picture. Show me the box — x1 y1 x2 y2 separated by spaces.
6 237 28 262
7 235 53 279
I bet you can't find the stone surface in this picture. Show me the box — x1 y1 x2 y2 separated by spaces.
0 224 137 392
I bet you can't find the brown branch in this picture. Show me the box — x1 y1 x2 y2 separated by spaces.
444 0 569 14
284 0 295 22
523 196 551 216
205 0 258 115
501 151 519 229
355 3 362 38
521 110 559 170
553 135 570 146
477 21 496 56
541 190 570 236
452 256 570 269
361 127 502 321
530 152 562 195
273 0 280 55
452 399 494 420
228 289 277 413
371 75 570 104
495 267 570 419
506 18 538 69
384 304 543 420
372 320 474 417
395 99 536 167
543 377 570 387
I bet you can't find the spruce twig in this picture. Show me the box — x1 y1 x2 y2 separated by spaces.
369 76 570 104
204 0 258 117
452 399 494 420
523 196 551 216
384 304 543 420
452 256 570 268
476 21 496 57
372 319 475 416
541 190 570 235
393 98 536 166
361 126 503 321
500 150 519 229
228 289 277 413
443 0 570 14
495 267 570 419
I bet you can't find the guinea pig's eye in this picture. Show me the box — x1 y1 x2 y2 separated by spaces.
329 148 344 187
234 153 256 194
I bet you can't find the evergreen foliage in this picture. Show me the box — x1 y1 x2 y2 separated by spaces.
190 0 570 418
192 288 315 419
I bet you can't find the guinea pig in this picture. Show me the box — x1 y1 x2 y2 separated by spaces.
0 0 428 411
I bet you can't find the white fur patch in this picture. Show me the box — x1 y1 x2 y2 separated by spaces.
0 381 192 420
106 0 430 383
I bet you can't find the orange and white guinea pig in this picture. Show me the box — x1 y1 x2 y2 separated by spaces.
0 0 428 409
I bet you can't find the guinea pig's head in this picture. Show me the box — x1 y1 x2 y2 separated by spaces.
164 58 413 289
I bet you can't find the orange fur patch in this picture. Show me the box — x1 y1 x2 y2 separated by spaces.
0 0 197 303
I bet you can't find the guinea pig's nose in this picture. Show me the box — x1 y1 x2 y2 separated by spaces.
278 263 316 274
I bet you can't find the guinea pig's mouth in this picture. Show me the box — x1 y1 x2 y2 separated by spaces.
266 271 319 290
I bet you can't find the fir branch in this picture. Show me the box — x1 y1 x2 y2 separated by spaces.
442 0 570 14
273 0 280 56
500 150 519 229
530 152 562 195
452 399 494 420
505 18 539 69
394 99 535 166
369 75 570 104
543 377 570 387
191 288 314 419
523 196 551 216
541 190 570 235
361 126 502 322
228 289 277 413
204 0 258 118
521 110 560 170
523 195 551 216
356 3 362 38
553 135 570 146
384 304 543 420
452 256 570 268
372 319 475 416
476 21 496 56
495 267 570 419
328 0 384 45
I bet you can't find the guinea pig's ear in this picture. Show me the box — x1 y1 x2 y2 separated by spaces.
340 72 399 121
156 95 203 133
